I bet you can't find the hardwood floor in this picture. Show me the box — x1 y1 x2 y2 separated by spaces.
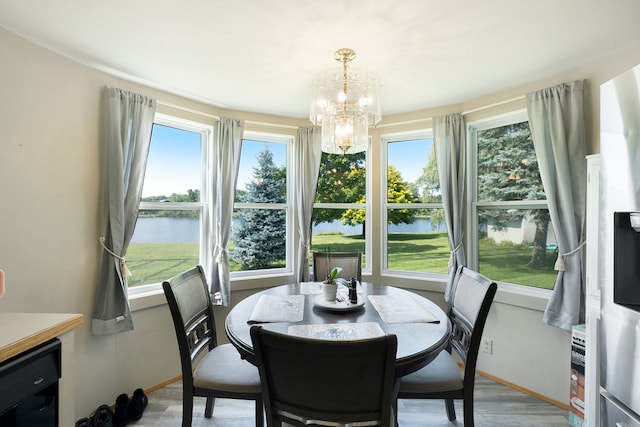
131 375 570 426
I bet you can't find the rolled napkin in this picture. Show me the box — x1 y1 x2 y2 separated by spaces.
368 294 440 324
247 294 305 324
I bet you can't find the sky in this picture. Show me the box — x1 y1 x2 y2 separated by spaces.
387 138 432 183
142 124 433 198
142 124 202 198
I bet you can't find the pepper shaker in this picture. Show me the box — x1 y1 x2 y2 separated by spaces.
349 277 358 303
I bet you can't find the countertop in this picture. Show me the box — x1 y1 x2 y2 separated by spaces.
0 312 83 363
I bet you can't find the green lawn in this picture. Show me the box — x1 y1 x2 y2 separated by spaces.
126 232 557 289
126 242 199 287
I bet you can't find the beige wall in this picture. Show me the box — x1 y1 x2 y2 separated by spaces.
2 26 640 418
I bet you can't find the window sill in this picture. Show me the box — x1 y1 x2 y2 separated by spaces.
128 274 553 314
129 285 166 312
128 272 294 313
493 282 552 311
381 272 551 312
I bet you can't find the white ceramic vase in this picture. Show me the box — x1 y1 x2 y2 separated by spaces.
323 283 338 301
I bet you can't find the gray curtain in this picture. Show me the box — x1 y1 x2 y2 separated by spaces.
433 113 467 303
294 127 323 282
210 117 244 306
93 87 156 335
526 80 587 331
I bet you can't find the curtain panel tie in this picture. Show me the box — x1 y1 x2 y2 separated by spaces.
554 240 586 271
301 240 311 258
448 238 464 268
99 236 132 277
214 244 228 263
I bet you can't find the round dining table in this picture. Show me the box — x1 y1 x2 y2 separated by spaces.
225 282 451 377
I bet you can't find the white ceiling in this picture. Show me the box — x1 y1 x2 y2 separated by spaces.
2 0 640 119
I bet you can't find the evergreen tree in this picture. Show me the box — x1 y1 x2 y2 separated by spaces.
231 147 286 270
476 122 549 268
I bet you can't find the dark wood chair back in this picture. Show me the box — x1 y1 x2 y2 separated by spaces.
163 265 216 389
448 265 498 385
250 326 397 427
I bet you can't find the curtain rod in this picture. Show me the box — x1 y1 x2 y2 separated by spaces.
461 95 525 115
377 95 526 128
159 94 526 130
156 100 299 129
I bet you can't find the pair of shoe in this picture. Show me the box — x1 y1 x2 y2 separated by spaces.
74 404 114 426
114 388 148 426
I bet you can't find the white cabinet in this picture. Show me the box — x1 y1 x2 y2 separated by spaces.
585 154 600 427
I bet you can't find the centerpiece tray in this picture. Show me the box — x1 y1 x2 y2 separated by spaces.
313 294 364 312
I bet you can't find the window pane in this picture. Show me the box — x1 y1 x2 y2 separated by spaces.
143 124 202 200
476 122 544 202
311 208 365 267
127 210 200 287
387 208 448 273
230 208 286 271
315 152 366 203
387 138 436 203
477 207 557 289
236 140 286 203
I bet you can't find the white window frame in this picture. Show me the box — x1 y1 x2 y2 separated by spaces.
230 131 293 279
128 112 213 298
311 140 372 277
380 130 448 280
467 109 553 299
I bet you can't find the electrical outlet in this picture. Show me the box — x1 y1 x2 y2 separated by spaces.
481 338 493 355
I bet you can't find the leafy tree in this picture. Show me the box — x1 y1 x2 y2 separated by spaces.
415 144 441 203
231 147 286 269
314 153 418 237
476 122 549 268
313 152 366 225
415 143 446 228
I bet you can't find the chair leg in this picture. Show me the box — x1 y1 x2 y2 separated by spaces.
463 395 474 427
445 398 456 421
255 396 264 427
392 398 399 427
204 397 214 418
182 393 194 427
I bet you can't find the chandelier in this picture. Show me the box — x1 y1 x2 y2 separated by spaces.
310 48 381 155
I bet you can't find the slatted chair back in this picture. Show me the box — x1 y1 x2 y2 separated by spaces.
250 326 397 427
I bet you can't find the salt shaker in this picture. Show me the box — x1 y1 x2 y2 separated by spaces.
349 277 358 303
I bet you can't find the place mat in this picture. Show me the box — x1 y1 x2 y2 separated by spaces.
368 294 440 324
287 322 385 340
247 294 305 324
299 282 324 294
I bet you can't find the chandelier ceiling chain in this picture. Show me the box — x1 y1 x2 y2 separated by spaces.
310 48 381 155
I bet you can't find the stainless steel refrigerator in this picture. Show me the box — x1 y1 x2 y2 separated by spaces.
599 63 640 426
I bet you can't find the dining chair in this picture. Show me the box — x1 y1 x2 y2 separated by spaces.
162 265 264 427
394 265 497 427
312 251 362 282
250 325 398 427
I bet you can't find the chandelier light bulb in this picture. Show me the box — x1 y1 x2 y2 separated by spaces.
310 48 381 155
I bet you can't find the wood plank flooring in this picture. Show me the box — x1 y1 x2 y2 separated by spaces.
129 375 570 426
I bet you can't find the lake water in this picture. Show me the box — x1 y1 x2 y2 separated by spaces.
131 217 446 243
